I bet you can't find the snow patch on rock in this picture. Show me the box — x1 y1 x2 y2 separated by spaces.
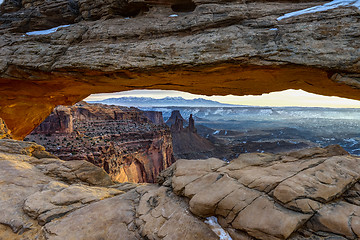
277 0 360 20
26 25 71 36
204 216 232 240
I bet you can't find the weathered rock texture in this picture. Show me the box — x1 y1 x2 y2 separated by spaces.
27 102 175 183
1 0 360 139
1 140 360 239
0 118 11 139
0 139 218 240
169 145 360 240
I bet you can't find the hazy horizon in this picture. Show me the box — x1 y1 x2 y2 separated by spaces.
84 89 360 109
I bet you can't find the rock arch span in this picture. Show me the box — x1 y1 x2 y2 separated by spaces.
0 0 359 139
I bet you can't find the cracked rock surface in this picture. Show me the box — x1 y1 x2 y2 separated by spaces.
1 139 360 239
0 139 216 240
170 145 360 239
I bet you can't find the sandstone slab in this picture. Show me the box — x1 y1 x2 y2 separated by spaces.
232 196 311 240
307 201 360 239
273 156 360 207
170 146 360 239
43 191 141 240
0 139 220 239
24 181 123 225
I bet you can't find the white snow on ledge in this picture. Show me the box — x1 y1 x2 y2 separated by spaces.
277 0 360 20
204 216 233 240
26 25 70 36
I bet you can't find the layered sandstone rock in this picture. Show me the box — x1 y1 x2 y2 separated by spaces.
27 102 175 183
143 111 165 125
1 0 360 138
0 0 79 33
0 139 218 240
169 145 360 240
1 139 360 240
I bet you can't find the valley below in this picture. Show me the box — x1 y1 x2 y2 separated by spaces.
152 106 360 155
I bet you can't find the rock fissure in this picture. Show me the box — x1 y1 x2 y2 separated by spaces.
348 213 357 239
228 194 262 226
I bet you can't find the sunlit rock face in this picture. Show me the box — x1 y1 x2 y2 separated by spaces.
1 0 360 138
27 102 175 183
0 118 11 139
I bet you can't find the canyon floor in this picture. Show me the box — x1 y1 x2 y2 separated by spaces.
1 139 360 240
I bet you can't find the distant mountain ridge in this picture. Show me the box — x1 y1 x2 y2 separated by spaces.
87 96 239 107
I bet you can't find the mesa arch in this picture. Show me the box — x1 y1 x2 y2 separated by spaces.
0 0 359 139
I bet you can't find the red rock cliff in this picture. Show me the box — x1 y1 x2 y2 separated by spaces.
143 111 165 125
27 102 175 183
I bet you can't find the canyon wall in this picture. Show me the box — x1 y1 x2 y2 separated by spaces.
1 0 360 138
142 111 165 125
27 102 175 183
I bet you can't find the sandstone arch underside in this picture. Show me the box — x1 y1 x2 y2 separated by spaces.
0 0 359 139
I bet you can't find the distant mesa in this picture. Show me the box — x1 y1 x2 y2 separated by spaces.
88 96 239 107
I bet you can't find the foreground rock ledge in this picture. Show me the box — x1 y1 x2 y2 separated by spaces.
1 0 360 139
1 139 360 239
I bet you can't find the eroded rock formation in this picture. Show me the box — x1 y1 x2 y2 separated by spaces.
0 139 219 240
167 110 217 159
1 0 360 138
169 144 360 239
1 139 360 239
27 102 175 183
